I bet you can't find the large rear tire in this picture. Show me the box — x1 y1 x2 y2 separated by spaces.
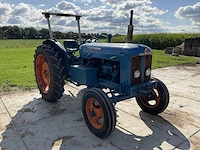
34 45 66 102
136 78 169 115
82 88 116 138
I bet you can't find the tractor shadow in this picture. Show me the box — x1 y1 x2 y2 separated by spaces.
113 111 190 150
0 88 190 150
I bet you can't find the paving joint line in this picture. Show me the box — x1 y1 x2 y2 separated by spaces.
0 97 30 150
189 128 200 138
172 129 200 150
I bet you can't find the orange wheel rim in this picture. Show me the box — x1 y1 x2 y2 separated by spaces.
140 89 160 108
35 54 50 93
85 98 104 129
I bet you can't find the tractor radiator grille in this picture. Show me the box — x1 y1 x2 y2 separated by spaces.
131 55 152 85
144 55 152 82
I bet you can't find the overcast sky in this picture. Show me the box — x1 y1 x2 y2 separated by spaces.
0 0 200 34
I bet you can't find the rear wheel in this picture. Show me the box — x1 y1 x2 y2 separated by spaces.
82 88 116 138
34 45 66 102
136 78 169 115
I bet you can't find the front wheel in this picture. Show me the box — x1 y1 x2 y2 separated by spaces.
136 78 169 115
34 45 66 102
82 88 116 138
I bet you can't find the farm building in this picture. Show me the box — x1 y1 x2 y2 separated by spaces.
184 37 200 57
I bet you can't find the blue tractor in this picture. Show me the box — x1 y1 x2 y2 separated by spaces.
34 11 169 138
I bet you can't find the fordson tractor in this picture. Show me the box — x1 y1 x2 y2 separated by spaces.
34 11 169 138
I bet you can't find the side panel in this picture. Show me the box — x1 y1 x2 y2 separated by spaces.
120 54 130 86
70 65 97 86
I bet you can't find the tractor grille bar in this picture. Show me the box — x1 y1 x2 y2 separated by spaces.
144 55 152 82
131 56 142 84
131 55 152 85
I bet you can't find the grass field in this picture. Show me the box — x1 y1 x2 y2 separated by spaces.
0 47 36 92
152 50 200 68
0 39 200 93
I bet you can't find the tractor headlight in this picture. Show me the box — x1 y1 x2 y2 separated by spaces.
133 70 140 79
145 68 151 76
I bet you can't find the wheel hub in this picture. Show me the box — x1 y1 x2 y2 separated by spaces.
140 88 160 108
90 110 96 117
36 54 51 93
43 70 48 78
86 98 104 129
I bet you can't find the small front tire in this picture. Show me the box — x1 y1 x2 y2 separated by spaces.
82 88 116 138
136 78 169 115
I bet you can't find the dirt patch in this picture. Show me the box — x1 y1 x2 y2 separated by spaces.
0 88 37 97
161 109 194 128
189 85 200 88
92 143 102 148
189 130 200 150
19 108 37 113
176 64 199 70
49 108 67 116
178 62 200 67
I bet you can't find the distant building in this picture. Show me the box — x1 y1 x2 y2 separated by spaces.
184 37 200 57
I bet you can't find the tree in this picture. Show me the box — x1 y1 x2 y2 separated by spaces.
13 26 23 39
23 27 37 39
40 28 49 39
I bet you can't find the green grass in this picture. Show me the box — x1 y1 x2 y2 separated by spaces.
152 50 200 68
0 47 36 92
0 39 200 93
0 39 43 49
0 39 66 49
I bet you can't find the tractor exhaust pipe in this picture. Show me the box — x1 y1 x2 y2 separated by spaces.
126 10 134 43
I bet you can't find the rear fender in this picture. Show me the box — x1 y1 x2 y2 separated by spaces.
43 39 66 52
42 39 69 77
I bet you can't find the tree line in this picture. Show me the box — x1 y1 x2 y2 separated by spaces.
0 25 108 39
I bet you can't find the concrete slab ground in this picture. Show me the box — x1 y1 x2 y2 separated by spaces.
0 64 200 150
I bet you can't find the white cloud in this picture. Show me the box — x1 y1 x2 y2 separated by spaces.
1 3 44 27
175 2 200 26
0 2 12 15
0 0 198 34
100 0 151 5
117 1 148 10
141 5 168 15
82 6 114 21
56 1 78 10
100 0 121 5
56 19 67 26
80 0 93 3
39 4 45 7
45 1 81 15
12 3 29 15
161 25 199 33
8 16 23 24
0 2 12 22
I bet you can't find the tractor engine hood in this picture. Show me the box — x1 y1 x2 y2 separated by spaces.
79 43 152 61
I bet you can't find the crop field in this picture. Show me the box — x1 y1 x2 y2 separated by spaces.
101 33 200 50
0 39 200 93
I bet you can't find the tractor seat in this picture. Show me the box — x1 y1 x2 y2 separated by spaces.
66 47 79 53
